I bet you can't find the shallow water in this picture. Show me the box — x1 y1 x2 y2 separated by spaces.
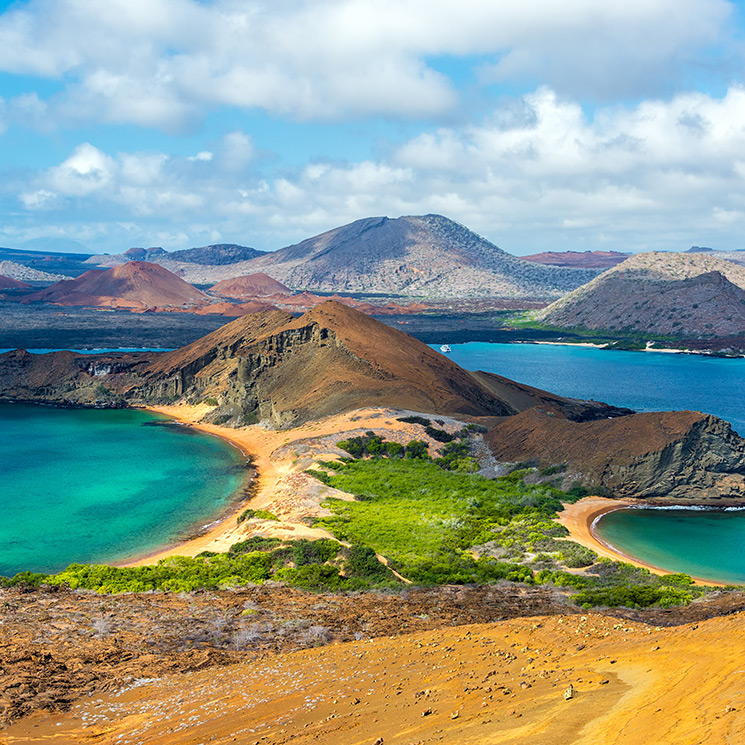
0 404 245 576
595 508 745 584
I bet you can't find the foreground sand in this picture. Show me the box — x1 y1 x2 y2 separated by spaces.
4 610 744 744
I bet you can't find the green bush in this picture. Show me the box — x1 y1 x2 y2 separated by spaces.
237 508 279 523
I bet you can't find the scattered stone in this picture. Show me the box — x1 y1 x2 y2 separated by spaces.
564 685 575 700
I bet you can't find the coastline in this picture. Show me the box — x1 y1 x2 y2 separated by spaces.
558 497 724 586
120 405 431 567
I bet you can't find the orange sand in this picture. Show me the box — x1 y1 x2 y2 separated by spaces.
5 611 745 744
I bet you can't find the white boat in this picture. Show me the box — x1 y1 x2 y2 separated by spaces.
440 344 452 353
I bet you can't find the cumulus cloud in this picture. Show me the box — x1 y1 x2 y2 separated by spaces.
0 0 734 128
6 86 745 253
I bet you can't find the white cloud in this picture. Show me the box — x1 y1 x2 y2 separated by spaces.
0 0 734 128
8 86 745 253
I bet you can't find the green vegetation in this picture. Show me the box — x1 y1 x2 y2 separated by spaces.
0 537 398 594
236 508 279 523
311 456 708 608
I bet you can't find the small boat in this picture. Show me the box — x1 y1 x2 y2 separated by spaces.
440 344 452 353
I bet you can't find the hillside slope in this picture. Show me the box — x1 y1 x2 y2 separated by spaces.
236 214 598 298
23 261 209 309
535 252 745 336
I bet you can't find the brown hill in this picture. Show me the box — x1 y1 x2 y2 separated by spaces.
0 301 626 428
193 300 278 317
23 261 209 310
210 273 291 298
535 252 745 337
486 407 745 502
521 250 629 269
0 275 30 290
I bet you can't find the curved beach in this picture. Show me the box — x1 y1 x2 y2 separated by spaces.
558 496 724 586
124 404 443 566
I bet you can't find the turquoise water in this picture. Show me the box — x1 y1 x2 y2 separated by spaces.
0 404 245 576
434 342 745 434
595 508 745 584
431 341 745 582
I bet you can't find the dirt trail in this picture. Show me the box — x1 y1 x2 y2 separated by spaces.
4 611 745 745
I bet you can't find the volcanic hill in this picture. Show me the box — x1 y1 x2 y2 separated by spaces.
23 261 210 310
0 275 30 290
0 301 626 426
236 214 599 299
210 273 292 298
534 252 745 337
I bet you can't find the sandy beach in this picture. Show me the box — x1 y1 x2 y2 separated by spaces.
557 496 723 586
124 404 462 566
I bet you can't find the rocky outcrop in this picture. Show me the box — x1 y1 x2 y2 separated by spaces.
486 408 745 503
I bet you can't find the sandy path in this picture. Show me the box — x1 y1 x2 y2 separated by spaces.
5 611 744 744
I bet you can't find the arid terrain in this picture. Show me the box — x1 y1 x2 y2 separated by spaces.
3 594 745 744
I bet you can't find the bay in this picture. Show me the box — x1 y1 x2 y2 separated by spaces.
0 404 245 576
435 342 745 434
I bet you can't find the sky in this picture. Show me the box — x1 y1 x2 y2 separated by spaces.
1 0 745 256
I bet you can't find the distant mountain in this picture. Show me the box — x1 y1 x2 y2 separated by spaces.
169 244 264 265
0 260 65 284
233 215 599 299
535 252 745 337
24 261 209 310
686 246 715 253
88 243 266 281
521 250 629 269
0 248 92 278
210 273 292 298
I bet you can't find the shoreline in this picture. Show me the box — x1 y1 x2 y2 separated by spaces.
117 405 262 567
119 405 431 567
558 497 724 587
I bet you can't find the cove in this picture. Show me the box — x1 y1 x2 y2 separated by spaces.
433 342 745 434
595 508 745 584
0 403 246 576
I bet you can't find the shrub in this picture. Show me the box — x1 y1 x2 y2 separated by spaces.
237 508 279 523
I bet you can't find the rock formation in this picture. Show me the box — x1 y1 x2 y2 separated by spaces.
486 407 745 502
